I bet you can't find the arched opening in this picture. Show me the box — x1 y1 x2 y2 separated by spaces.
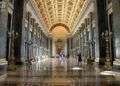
49 23 70 33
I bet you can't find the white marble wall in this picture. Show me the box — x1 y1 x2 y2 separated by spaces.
112 0 120 58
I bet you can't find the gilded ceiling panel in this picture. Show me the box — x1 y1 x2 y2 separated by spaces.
34 0 86 33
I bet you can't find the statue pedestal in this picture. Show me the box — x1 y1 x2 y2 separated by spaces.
7 64 17 71
99 58 106 65
7 57 16 71
105 58 112 70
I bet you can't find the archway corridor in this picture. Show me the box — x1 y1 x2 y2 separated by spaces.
0 0 120 86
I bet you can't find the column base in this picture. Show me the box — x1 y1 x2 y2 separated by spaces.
7 58 23 71
7 64 17 71
15 58 23 65
105 58 113 70
99 58 106 65
15 62 23 65
87 58 94 65
99 57 113 69
7 57 16 71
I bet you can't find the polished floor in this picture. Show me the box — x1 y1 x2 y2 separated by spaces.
0 58 120 86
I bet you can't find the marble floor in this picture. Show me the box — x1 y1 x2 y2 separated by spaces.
0 58 120 86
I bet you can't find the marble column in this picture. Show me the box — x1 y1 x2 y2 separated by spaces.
49 38 52 57
0 0 8 60
89 12 96 59
112 0 120 59
37 27 41 58
79 28 82 53
67 38 69 56
25 12 32 64
95 0 109 65
81 25 84 58
32 19 36 59
9 0 25 66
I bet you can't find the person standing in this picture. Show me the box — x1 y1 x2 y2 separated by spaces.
77 53 82 66
67 53 70 59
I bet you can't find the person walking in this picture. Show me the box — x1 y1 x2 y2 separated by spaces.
77 53 82 66
67 53 70 59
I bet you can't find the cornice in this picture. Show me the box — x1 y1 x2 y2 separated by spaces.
71 0 93 36
29 0 49 36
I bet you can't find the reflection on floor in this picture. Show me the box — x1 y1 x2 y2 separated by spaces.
0 58 120 86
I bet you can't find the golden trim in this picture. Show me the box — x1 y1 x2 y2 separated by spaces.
49 23 70 33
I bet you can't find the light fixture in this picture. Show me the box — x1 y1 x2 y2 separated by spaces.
72 67 83 70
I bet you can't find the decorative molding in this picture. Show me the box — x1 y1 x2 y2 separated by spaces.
34 0 86 33
72 0 93 35
28 0 49 36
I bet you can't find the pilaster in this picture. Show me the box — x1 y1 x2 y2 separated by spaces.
0 0 8 59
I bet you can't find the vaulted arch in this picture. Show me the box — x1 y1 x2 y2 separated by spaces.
49 23 70 33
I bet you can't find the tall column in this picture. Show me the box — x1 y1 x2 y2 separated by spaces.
35 23 39 58
90 12 94 58
112 0 120 59
79 28 82 53
49 38 52 57
26 12 32 64
9 0 25 65
32 19 36 59
95 0 111 65
37 27 41 59
81 25 84 58
0 0 8 60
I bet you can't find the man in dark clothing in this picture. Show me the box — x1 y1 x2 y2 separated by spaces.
77 53 82 65
67 54 70 59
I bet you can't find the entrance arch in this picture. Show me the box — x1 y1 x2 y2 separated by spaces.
49 23 70 33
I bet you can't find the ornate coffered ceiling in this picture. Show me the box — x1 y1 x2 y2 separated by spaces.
34 0 86 34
